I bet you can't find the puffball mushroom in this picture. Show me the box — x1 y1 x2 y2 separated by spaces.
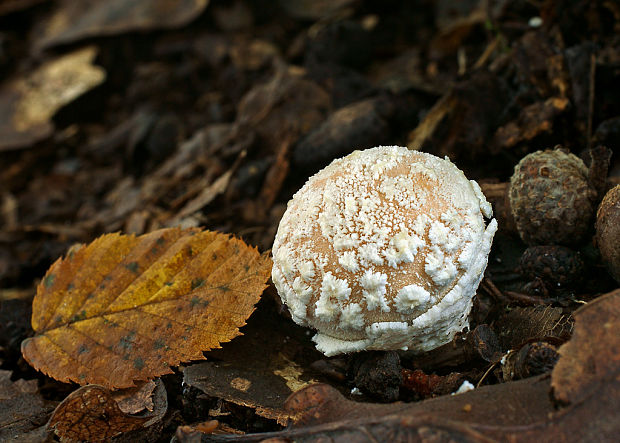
272 146 497 356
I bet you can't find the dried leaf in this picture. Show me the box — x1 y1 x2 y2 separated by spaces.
552 289 620 404
21 227 272 389
236 68 330 149
407 70 508 162
273 379 555 440
36 0 210 50
278 0 356 20
48 385 149 442
112 380 157 414
206 290 620 442
496 305 573 350
275 374 619 442
173 164 237 221
255 136 292 218
491 97 570 152
183 297 323 425
0 370 54 441
0 46 105 151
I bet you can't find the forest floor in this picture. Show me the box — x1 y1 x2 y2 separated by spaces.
1 1 619 442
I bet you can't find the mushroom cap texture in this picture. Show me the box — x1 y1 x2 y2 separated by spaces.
272 146 497 356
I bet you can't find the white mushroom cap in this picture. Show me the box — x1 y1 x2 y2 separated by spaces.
272 146 497 356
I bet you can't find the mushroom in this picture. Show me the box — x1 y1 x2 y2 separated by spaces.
272 146 497 356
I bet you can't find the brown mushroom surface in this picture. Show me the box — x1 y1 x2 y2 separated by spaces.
272 146 497 356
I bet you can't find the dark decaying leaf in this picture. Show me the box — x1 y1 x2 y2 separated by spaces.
552 288 620 404
0 47 105 151
112 380 157 415
496 305 573 350
199 289 620 442
407 70 509 162
293 96 391 172
491 97 571 152
48 379 167 442
199 377 555 442
36 0 210 50
235 67 331 150
0 370 55 441
21 227 272 389
183 297 325 425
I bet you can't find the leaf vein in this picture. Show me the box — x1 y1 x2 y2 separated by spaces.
135 307 236 340
144 237 234 305
85 231 193 320
67 232 180 330
39 333 96 384
44 235 127 331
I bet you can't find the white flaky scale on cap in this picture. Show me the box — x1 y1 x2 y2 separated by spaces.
272 146 497 356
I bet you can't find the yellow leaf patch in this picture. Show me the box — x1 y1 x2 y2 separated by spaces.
21 228 272 389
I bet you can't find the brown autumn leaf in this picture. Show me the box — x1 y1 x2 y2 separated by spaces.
21 227 272 389
48 385 149 442
35 0 210 50
0 46 105 151
51 379 167 442
552 288 620 404
113 380 157 414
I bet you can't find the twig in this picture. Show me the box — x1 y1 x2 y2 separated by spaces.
587 52 596 150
